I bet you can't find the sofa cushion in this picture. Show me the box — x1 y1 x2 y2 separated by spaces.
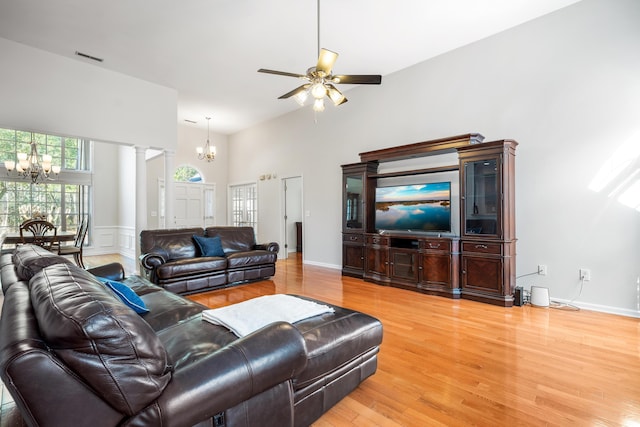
12 244 73 281
155 257 227 280
29 263 172 415
226 250 277 269
140 228 204 261
193 235 226 257
96 277 150 315
205 227 256 253
291 297 383 390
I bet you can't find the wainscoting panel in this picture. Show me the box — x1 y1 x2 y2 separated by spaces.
85 226 135 259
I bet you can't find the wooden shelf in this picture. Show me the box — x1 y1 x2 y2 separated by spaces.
342 133 517 307
371 164 459 179
359 133 485 163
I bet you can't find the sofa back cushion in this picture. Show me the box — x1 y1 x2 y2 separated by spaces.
29 263 172 415
140 228 204 260
12 244 73 281
205 226 256 253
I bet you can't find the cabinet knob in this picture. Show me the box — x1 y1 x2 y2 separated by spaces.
462 270 467 274
429 243 441 249
475 244 488 249
350 236 357 241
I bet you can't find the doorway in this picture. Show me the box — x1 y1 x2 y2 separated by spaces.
282 176 303 257
157 179 216 228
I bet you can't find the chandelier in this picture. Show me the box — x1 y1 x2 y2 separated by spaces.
4 137 60 184
196 117 216 162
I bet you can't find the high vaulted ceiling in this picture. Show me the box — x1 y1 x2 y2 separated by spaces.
0 0 581 134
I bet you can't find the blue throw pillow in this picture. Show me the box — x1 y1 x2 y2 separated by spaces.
96 277 149 315
193 235 225 257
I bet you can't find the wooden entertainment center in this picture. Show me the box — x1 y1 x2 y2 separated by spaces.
341 133 517 307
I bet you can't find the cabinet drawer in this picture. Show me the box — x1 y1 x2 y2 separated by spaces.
343 233 364 244
421 239 450 251
366 235 389 246
462 241 502 255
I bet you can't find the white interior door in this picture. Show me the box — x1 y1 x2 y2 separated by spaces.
174 183 203 227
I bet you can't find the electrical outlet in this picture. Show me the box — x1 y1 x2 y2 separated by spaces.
580 268 591 281
537 264 547 275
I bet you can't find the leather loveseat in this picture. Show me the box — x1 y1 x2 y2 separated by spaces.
0 244 383 427
139 226 279 295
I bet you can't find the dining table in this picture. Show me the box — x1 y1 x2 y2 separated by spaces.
3 231 76 247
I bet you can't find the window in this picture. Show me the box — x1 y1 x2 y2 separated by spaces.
174 165 202 182
229 183 257 232
0 128 91 234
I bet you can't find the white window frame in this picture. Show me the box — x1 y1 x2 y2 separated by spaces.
228 182 257 233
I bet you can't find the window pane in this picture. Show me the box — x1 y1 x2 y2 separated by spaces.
229 183 257 233
0 127 92 235
174 165 201 182
65 137 80 170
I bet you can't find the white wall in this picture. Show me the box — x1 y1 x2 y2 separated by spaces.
87 142 136 258
0 37 179 258
176 122 229 226
92 142 120 228
229 0 640 316
144 122 229 229
0 37 177 149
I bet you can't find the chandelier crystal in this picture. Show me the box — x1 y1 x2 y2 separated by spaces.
196 117 216 162
4 136 60 184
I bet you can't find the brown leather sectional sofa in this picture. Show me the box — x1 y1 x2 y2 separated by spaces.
0 244 383 426
139 226 279 295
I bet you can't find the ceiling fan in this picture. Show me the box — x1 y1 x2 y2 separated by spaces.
257 0 382 112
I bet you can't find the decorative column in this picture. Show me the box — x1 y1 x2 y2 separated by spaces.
135 146 147 264
164 149 175 228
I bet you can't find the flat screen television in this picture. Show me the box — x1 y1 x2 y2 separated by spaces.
375 182 451 233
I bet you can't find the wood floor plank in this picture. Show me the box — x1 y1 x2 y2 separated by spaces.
113 254 640 426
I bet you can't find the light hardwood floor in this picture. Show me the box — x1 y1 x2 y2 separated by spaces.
4 254 640 426
187 254 640 427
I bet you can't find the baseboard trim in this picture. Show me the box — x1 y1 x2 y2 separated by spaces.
551 298 640 318
302 260 341 270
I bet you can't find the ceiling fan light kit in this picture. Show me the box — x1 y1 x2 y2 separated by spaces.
258 0 381 113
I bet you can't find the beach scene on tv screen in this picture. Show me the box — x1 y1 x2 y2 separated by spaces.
375 183 451 232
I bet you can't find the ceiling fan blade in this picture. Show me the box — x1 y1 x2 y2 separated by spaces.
278 84 311 99
258 68 308 79
332 74 382 85
326 84 348 106
316 48 338 75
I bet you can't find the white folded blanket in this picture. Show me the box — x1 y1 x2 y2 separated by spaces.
202 294 335 337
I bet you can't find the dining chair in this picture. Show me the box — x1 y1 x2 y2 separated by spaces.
57 216 89 268
19 219 57 250
0 230 9 255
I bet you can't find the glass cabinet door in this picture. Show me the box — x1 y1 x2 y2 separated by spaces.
463 158 499 236
344 175 364 230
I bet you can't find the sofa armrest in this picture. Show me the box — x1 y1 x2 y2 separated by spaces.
139 251 167 271
255 242 279 253
87 262 126 281
154 322 307 426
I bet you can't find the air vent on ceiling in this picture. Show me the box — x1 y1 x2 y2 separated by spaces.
75 51 104 62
